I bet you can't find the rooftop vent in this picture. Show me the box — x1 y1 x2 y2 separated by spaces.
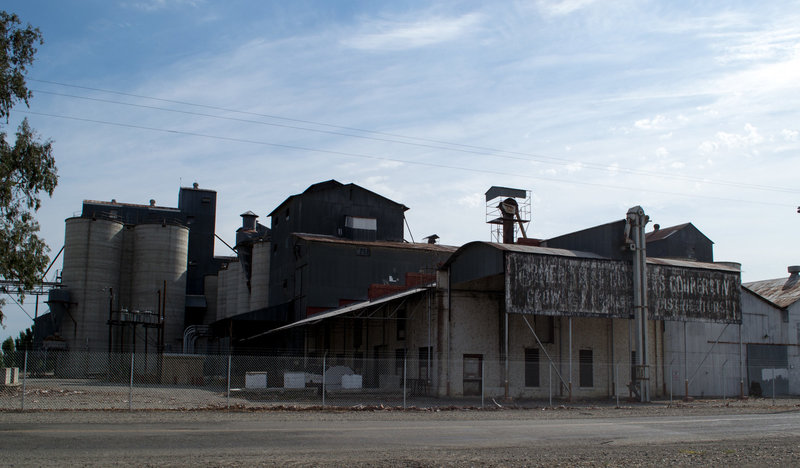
149 199 156 207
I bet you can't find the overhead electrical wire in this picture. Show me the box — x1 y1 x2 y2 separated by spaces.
28 78 800 196
20 109 795 209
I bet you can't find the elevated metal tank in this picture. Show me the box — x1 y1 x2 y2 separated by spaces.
61 217 124 352
131 223 189 353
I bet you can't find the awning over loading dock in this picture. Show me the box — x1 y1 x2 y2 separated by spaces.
264 287 429 335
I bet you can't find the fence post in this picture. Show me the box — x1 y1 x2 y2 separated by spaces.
772 369 776 405
481 359 485 409
670 365 673 405
722 362 726 402
21 351 28 411
403 353 407 409
129 352 134 411
548 363 552 407
322 353 326 408
226 354 231 410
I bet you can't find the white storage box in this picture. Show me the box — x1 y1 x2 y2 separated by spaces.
284 372 306 389
245 371 267 389
341 374 363 389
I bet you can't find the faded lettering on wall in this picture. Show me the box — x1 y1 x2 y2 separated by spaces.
505 253 740 323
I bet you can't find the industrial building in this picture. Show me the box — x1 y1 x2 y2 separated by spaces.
666 265 800 398
37 179 785 401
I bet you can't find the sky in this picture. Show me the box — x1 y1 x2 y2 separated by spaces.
2 0 799 342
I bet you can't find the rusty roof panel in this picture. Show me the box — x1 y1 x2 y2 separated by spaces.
744 275 800 309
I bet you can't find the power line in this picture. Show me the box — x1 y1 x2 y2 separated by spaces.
20 109 795 210
29 79 800 196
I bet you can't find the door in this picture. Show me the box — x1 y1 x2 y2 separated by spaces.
463 354 483 396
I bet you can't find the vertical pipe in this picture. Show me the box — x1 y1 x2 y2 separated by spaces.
610 319 615 397
568 317 572 402
615 363 619 408
504 311 509 400
548 363 552 407
670 364 673 405
322 353 326 408
129 352 134 411
226 354 231 409
21 351 28 411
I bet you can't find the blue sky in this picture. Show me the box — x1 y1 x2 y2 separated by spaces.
2 0 799 341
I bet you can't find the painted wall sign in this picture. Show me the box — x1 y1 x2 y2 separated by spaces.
505 253 741 323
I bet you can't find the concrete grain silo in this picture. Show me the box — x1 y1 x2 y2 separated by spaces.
250 241 271 309
131 223 189 353
61 217 125 352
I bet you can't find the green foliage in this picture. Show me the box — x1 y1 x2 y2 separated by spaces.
0 11 57 324
1 336 13 366
14 326 33 351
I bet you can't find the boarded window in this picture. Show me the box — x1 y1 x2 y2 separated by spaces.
525 348 540 387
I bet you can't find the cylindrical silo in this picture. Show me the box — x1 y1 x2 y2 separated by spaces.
250 241 270 310
61 217 124 355
131 223 189 353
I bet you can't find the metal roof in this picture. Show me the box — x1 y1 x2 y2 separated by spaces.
442 241 605 270
646 257 740 273
268 180 409 217
294 233 458 253
265 287 429 334
744 275 800 309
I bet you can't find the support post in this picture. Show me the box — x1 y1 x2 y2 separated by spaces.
21 351 28 411
226 354 231 409
568 317 573 402
129 352 134 411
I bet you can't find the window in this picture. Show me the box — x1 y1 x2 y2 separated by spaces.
353 319 363 349
396 309 406 341
395 348 406 378
524 348 540 387
534 315 554 343
356 247 371 256
579 349 593 387
419 347 431 380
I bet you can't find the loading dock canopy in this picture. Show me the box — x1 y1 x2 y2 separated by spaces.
264 287 428 335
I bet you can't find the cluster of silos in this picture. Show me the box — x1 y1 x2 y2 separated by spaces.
59 217 189 356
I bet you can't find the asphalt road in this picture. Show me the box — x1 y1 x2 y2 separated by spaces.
2 409 800 466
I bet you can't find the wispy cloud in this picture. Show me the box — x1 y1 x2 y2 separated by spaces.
124 0 204 12
534 0 600 17
342 13 483 51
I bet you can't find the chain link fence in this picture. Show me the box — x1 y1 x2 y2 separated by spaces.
0 349 794 410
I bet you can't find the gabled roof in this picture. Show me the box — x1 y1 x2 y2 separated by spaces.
744 274 800 309
268 180 408 217
646 222 712 244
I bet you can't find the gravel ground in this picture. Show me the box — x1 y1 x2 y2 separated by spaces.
3 398 800 467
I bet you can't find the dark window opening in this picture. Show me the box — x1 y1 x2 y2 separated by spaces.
395 348 406 378
525 348 540 387
534 315 555 343
579 349 593 387
396 309 406 341
419 346 431 380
